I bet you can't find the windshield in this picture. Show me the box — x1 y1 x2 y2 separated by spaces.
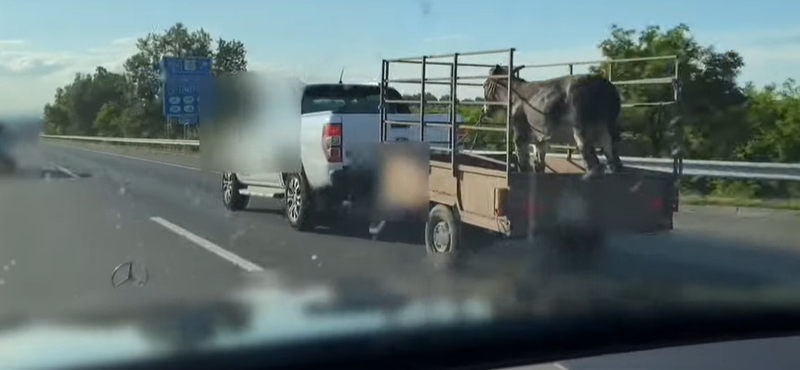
2 1 800 370
301 85 410 114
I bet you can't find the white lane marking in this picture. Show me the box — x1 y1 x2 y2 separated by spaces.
51 143 213 172
554 362 570 370
51 162 79 179
150 216 264 272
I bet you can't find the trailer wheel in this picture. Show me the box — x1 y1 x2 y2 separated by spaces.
222 172 250 211
285 173 313 231
425 204 464 268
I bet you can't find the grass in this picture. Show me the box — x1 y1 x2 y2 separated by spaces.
681 195 800 211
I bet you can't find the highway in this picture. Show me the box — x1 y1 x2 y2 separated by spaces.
3 140 800 369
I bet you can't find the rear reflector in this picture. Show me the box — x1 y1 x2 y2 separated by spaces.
649 197 663 211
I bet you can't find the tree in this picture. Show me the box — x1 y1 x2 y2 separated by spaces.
43 87 70 134
739 79 800 163
593 24 747 159
213 38 248 76
42 67 129 136
93 102 124 137
43 22 249 138
121 23 248 137
592 24 800 199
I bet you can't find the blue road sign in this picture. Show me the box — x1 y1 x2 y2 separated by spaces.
161 57 212 126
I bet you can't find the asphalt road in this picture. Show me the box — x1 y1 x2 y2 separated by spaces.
3 140 800 369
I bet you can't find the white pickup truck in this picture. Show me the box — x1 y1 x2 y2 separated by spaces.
222 83 454 231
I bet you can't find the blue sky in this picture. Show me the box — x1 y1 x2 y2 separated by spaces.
1 0 799 115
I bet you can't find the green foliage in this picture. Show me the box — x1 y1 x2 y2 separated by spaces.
593 24 800 198
40 22 800 200
739 79 800 162
43 22 247 138
592 24 748 158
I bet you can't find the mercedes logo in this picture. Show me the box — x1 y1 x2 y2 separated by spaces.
111 261 149 288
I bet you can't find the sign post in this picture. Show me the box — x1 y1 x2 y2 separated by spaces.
160 57 212 138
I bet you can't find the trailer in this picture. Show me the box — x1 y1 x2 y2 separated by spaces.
375 48 682 261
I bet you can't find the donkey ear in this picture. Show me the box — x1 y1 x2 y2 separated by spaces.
512 65 525 73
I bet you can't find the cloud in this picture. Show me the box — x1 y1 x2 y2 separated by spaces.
0 40 26 47
0 49 130 78
111 36 139 46
0 36 138 115
0 52 71 76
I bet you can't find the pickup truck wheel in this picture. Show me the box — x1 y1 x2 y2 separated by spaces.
285 173 313 231
425 204 463 268
222 173 249 211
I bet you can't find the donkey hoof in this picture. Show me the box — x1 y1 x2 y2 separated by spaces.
582 167 604 180
609 163 625 174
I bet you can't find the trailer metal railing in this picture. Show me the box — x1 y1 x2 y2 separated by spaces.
380 49 518 183
380 49 683 185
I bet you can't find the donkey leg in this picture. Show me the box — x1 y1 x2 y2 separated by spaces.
599 127 624 173
582 145 604 179
533 141 548 173
514 130 533 172
574 129 602 179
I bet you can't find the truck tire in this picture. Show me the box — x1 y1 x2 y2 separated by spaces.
222 173 249 211
285 173 313 231
425 204 463 268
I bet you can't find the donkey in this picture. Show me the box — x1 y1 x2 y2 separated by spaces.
482 65 624 178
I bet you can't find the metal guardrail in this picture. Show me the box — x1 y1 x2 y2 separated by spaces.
40 135 800 181
40 134 199 147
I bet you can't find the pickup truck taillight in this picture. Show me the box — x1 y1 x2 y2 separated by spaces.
322 123 342 163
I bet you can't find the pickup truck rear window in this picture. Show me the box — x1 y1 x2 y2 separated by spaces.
302 84 410 114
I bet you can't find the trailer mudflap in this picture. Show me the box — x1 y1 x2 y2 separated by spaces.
503 170 674 238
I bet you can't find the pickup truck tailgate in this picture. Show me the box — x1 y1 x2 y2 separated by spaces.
339 113 453 169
